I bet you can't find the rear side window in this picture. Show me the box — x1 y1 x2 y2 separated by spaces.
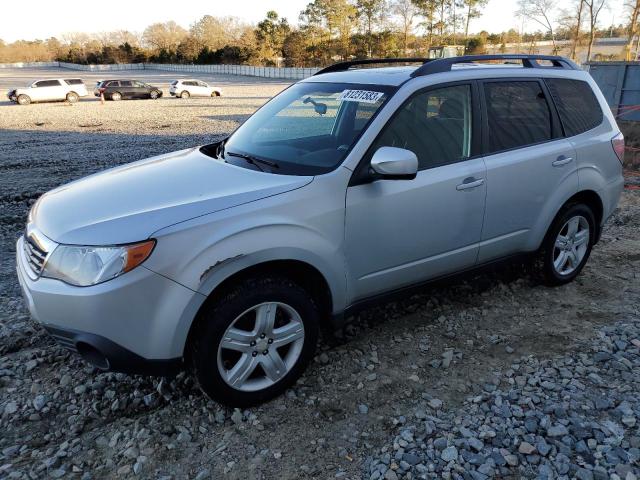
64 79 84 85
106 81 119 87
484 81 552 153
545 78 603 136
35 80 61 87
120 80 132 87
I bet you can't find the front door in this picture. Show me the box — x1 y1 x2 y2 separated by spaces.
345 83 487 301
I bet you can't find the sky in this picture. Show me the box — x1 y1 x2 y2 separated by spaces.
0 0 626 43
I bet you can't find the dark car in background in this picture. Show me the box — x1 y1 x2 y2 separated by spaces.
95 80 162 101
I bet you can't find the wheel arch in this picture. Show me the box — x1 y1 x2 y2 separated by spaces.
537 189 604 250
183 259 334 358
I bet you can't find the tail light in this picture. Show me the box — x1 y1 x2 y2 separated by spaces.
611 132 625 164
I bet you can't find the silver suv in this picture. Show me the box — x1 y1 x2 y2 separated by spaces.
16 55 624 406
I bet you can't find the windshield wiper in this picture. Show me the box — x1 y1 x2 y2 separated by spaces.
225 151 279 171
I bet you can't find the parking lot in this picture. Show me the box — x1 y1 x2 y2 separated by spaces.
1 67 639 479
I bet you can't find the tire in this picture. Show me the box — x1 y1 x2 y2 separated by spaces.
190 275 320 407
538 203 595 286
66 92 79 103
110 92 122 101
211 91 221 97
17 94 31 105
181 90 190 99
150 90 160 100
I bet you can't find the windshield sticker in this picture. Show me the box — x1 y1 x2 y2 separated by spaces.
339 90 384 104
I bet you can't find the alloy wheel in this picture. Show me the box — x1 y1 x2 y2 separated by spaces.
553 215 590 275
217 302 305 392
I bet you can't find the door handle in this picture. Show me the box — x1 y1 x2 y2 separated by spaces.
552 155 573 167
456 177 485 191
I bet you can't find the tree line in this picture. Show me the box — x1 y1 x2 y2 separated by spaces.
1 0 639 66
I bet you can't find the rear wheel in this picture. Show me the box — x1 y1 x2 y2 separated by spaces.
190 276 319 407
150 90 160 100
181 90 190 99
110 92 122 101
17 94 31 105
538 203 595 285
211 91 221 97
66 92 79 103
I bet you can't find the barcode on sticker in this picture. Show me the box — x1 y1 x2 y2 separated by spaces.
339 90 384 104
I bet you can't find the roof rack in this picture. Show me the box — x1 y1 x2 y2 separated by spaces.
411 54 580 77
314 58 431 76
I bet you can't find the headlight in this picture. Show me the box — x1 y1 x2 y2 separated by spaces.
42 240 155 286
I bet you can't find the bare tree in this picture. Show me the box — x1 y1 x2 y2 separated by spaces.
625 0 640 60
357 0 387 57
391 0 418 54
518 0 558 53
462 0 489 39
570 0 585 60
582 0 607 61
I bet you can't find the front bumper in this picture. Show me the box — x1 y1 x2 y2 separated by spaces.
16 236 202 375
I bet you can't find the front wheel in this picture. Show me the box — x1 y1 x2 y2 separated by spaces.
150 90 160 100
66 92 79 103
538 203 595 285
110 92 122 101
17 94 31 105
181 90 190 99
190 276 319 407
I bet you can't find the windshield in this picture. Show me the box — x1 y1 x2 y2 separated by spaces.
217 82 395 175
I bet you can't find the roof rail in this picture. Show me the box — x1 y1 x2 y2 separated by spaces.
411 54 580 77
314 58 431 76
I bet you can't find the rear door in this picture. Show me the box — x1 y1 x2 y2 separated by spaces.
478 79 578 262
106 80 120 97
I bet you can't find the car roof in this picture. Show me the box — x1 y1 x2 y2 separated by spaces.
302 66 415 86
303 55 584 86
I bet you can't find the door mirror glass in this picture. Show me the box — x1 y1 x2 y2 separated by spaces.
370 147 418 180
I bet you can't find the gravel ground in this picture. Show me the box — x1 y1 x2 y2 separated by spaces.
1 68 639 480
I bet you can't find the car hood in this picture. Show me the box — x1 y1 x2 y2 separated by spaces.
31 147 313 245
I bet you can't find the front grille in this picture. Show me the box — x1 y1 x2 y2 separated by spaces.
23 235 48 275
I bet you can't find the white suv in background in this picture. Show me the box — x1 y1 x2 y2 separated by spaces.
170 79 222 98
7 79 89 105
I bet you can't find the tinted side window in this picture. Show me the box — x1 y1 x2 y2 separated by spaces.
484 81 552 153
106 81 120 87
371 84 473 170
64 79 84 85
120 80 132 87
35 80 61 87
545 78 603 136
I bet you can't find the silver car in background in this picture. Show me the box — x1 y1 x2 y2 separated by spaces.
16 55 624 406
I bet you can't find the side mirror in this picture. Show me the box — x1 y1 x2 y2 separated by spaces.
370 147 418 180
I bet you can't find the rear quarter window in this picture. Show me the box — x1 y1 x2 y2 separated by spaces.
64 79 84 85
545 78 603 136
